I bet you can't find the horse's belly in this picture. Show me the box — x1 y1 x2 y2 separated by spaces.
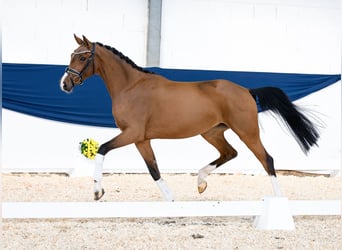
146 109 220 139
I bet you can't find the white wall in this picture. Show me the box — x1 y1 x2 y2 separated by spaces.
2 0 341 175
3 0 340 73
2 0 148 65
160 0 341 73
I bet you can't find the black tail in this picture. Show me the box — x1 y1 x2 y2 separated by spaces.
249 87 320 154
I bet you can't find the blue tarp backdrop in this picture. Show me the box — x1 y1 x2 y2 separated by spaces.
2 63 340 127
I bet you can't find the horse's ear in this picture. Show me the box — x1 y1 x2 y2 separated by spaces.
82 35 92 49
74 34 84 45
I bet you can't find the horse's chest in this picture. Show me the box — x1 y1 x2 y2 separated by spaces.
112 102 141 130
112 103 128 127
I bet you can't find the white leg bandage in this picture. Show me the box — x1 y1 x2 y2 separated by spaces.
198 164 216 186
270 175 282 196
156 178 174 201
93 154 104 192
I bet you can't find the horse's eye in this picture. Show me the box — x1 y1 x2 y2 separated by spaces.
80 56 86 62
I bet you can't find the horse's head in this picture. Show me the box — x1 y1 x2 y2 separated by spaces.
60 34 96 93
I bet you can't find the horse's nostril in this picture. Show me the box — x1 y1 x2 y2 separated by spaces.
63 83 67 90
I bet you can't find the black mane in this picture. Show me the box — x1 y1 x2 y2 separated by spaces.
96 42 153 74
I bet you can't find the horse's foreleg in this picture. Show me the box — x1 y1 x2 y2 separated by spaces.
135 140 174 201
199 125 237 193
93 130 142 200
93 153 105 200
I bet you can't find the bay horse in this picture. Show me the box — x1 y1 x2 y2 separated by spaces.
60 35 319 201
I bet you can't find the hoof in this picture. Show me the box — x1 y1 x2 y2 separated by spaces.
94 188 105 200
198 181 207 194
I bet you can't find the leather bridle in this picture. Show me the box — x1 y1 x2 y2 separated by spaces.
65 43 95 86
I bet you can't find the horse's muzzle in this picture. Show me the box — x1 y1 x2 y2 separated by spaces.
60 73 73 93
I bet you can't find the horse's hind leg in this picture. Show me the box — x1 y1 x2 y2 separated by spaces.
135 140 174 201
239 133 282 196
199 124 238 193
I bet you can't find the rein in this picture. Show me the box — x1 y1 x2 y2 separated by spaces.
65 43 95 86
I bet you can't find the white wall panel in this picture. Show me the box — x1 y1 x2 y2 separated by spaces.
3 0 340 72
2 0 148 65
160 0 341 73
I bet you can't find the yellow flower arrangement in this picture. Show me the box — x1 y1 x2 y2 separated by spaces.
79 138 99 160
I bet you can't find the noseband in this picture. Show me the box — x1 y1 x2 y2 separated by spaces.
65 43 95 86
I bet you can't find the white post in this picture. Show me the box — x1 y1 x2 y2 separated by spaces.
254 196 295 230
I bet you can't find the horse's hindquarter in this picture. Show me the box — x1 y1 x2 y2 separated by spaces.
143 79 252 139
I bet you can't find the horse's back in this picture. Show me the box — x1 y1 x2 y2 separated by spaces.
150 76 256 118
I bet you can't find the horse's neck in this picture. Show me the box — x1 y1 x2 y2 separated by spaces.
96 53 143 98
